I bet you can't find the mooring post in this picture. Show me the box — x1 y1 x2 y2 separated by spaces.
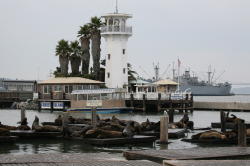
20 106 26 122
91 107 97 128
157 93 161 112
143 94 146 112
160 113 169 144
168 102 174 123
62 112 69 137
190 94 194 113
238 120 247 147
130 93 134 108
220 110 226 132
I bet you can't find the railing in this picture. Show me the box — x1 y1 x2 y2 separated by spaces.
101 26 132 34
125 92 192 100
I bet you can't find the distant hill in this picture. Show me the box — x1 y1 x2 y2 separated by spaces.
232 87 250 94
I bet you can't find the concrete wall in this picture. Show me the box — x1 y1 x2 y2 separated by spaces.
194 101 250 111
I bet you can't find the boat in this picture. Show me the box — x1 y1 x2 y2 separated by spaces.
68 88 132 114
174 70 232 96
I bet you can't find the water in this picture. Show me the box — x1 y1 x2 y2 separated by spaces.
1 108 250 155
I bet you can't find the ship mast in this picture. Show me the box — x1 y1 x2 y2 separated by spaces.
153 63 160 81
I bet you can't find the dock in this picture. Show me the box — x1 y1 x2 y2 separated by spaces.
125 93 193 112
163 160 250 166
10 130 62 138
194 101 250 111
211 122 250 129
124 147 250 163
0 153 160 166
81 135 157 146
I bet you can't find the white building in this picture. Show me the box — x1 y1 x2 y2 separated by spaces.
101 11 132 89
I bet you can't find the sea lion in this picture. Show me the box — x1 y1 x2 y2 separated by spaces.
123 121 135 138
0 128 10 136
32 116 39 130
55 115 63 126
192 130 226 140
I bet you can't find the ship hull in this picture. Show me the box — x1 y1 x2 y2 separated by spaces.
180 85 232 96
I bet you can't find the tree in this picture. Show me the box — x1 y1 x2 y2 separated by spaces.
89 16 103 80
55 39 71 76
127 63 137 82
69 40 81 76
78 24 91 75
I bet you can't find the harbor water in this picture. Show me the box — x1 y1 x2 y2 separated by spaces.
0 95 250 156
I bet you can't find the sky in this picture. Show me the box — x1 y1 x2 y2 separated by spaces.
0 0 250 84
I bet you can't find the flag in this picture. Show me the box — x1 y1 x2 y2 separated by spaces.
178 58 181 68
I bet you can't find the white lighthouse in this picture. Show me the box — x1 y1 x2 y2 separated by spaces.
101 9 132 89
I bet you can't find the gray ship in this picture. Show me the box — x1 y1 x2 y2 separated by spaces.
175 70 232 96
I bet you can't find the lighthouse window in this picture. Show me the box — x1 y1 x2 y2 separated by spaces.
107 72 110 78
123 68 126 74
122 49 126 54
108 54 111 60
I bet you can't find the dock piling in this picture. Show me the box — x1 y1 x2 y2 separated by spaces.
157 93 161 112
238 120 247 147
220 110 226 132
160 114 169 144
143 94 146 112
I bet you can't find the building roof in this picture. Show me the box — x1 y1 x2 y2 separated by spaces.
38 77 103 85
3 80 36 83
101 13 132 18
130 79 150 84
154 79 178 85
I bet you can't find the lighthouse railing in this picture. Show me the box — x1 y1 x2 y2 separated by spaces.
101 26 132 34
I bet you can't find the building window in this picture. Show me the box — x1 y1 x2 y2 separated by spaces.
122 49 125 54
123 68 126 74
54 85 62 92
108 54 111 60
43 85 51 94
107 72 110 78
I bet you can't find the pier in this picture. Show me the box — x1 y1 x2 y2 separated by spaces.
194 101 250 111
124 147 250 163
125 93 193 113
163 160 250 166
0 153 161 166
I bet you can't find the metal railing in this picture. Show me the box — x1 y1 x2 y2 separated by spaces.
125 92 192 100
101 26 132 34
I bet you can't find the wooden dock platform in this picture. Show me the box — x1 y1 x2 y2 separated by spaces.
141 129 187 139
0 153 160 166
124 147 250 163
163 160 250 166
10 130 62 138
211 122 250 129
81 135 157 146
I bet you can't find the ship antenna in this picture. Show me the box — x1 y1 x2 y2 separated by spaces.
115 0 118 13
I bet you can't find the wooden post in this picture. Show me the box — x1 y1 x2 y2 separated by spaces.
157 93 161 112
168 109 174 123
91 107 97 128
190 94 194 113
62 112 69 137
20 107 26 122
130 93 134 108
238 120 247 147
220 110 226 132
143 94 146 112
160 115 169 144
51 101 54 112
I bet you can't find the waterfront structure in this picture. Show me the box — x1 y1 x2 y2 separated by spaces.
37 77 103 110
154 79 178 93
2 80 37 92
69 88 129 113
101 11 133 88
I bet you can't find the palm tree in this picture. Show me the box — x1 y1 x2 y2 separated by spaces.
89 16 103 80
55 39 71 76
78 24 91 75
69 40 81 76
127 63 137 82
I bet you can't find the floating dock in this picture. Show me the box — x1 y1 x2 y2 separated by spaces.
124 147 250 163
211 122 250 129
163 160 250 166
81 135 157 146
10 130 62 138
182 137 250 145
0 153 161 166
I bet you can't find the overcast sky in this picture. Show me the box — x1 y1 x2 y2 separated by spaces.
0 0 250 84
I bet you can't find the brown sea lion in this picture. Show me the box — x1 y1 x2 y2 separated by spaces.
55 115 63 126
123 121 135 137
192 130 226 140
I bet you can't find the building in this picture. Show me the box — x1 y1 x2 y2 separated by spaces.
37 77 103 110
154 79 178 93
101 10 133 89
2 80 37 92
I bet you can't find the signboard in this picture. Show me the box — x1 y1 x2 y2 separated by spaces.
86 100 102 107
41 102 51 109
53 102 64 109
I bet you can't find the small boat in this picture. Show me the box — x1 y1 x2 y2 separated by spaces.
68 88 132 114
